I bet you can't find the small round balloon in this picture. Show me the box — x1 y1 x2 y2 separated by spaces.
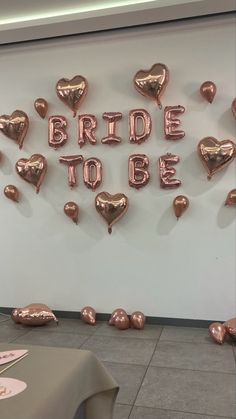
34 98 48 119
225 189 236 206
64 202 79 224
130 312 146 330
231 98 236 119
4 185 19 202
173 195 189 219
224 318 236 339
113 313 130 330
209 322 226 344
109 308 128 326
200 81 216 103
80 306 96 325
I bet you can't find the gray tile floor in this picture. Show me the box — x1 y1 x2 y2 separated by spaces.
1 314 236 419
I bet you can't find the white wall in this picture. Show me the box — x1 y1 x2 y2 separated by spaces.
0 15 235 320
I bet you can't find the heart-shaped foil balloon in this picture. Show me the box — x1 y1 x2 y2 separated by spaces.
16 154 47 193
198 137 236 179
95 192 129 234
0 110 29 149
56 75 88 117
224 318 236 339
134 63 169 109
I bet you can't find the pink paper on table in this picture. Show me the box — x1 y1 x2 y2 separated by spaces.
0 350 28 366
0 377 27 399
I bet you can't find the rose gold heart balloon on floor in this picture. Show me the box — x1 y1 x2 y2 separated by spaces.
114 313 130 330
225 189 236 206
209 322 226 344
173 195 189 219
224 318 236 339
64 202 79 224
34 98 48 119
11 304 58 326
198 137 236 179
4 185 19 202
95 192 129 234
81 306 96 325
0 110 29 149
130 312 146 330
56 75 88 117
134 63 169 109
109 308 128 326
200 81 216 103
231 98 236 119
16 154 47 193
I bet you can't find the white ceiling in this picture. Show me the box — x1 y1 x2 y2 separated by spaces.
0 0 235 44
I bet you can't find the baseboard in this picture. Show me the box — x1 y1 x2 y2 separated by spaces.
0 306 219 328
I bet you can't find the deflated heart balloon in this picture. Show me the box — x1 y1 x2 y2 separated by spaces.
34 98 48 119
56 75 88 117
95 192 129 234
200 81 216 103
4 185 19 202
225 189 236 206
224 318 236 339
11 304 58 326
198 137 236 179
173 195 189 219
134 63 169 109
109 308 128 326
81 306 96 325
0 110 29 149
209 322 226 344
16 154 47 193
64 202 79 224
130 312 146 330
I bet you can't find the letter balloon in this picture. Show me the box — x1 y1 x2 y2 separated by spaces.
128 154 150 189
159 153 181 189
83 158 102 191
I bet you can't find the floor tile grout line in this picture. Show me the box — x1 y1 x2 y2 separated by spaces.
143 364 236 376
127 326 164 419
132 403 236 419
159 338 234 346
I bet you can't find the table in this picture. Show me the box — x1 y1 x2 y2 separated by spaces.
0 343 119 419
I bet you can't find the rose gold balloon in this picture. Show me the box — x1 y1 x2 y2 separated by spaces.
134 63 169 109
128 154 150 189
159 153 181 189
48 116 68 149
81 306 96 325
225 189 236 206
83 158 102 191
164 105 185 140
209 322 226 344
224 318 236 339
109 308 128 326
231 98 236 119
114 313 130 330
130 312 146 330
129 109 152 144
56 75 88 117
34 98 48 119
173 195 189 219
200 81 216 103
78 114 97 148
4 185 19 202
64 202 79 224
59 155 83 188
101 112 122 145
198 137 236 179
16 154 47 194
0 110 29 149
95 192 129 234
11 304 58 326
